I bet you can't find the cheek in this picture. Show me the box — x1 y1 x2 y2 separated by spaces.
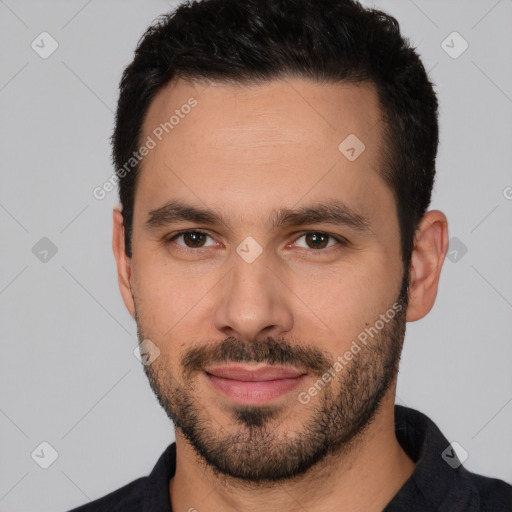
131 253 221 345
134 244 186 292
131 260 180 334
290 251 400 343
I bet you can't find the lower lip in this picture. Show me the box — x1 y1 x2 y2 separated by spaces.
205 373 307 405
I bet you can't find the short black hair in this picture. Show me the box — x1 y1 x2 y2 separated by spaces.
112 0 438 275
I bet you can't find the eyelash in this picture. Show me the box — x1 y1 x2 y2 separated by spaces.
164 230 349 255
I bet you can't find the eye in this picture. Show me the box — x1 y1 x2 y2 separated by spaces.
165 230 218 250
292 232 348 252
164 230 348 254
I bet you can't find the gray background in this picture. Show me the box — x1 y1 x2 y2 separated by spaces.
0 1 511 511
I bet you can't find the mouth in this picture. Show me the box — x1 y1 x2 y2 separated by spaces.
203 364 308 405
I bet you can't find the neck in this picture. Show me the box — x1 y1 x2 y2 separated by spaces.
169 390 415 512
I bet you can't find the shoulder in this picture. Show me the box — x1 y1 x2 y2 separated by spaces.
467 471 512 511
66 442 176 512
66 476 147 512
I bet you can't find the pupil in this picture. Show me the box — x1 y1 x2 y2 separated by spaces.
182 232 328 249
186 231 205 247
307 233 327 249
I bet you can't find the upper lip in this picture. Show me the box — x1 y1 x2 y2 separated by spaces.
205 364 306 381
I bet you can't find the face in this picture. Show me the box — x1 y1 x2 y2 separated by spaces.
124 77 408 481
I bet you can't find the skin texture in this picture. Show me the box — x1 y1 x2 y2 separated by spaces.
112 77 449 512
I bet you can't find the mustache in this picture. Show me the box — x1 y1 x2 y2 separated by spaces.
182 336 334 378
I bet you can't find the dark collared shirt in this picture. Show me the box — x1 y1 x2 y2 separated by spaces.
67 405 512 511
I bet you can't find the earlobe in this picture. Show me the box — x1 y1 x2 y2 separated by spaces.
405 210 449 322
112 206 136 319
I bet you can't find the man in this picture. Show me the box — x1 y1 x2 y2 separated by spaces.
69 0 512 510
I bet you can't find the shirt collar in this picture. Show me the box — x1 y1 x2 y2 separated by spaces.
385 404 479 511
143 442 175 511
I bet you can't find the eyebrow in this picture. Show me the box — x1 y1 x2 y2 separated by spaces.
145 199 372 233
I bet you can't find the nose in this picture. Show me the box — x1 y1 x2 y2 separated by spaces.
212 254 294 344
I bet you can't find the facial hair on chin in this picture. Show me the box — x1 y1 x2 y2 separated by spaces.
136 276 409 483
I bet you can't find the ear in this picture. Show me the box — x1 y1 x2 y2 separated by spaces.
112 206 136 319
405 210 449 322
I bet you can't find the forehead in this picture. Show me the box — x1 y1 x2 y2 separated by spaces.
136 77 391 227
142 77 382 151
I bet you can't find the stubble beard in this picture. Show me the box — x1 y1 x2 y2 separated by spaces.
137 275 409 483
